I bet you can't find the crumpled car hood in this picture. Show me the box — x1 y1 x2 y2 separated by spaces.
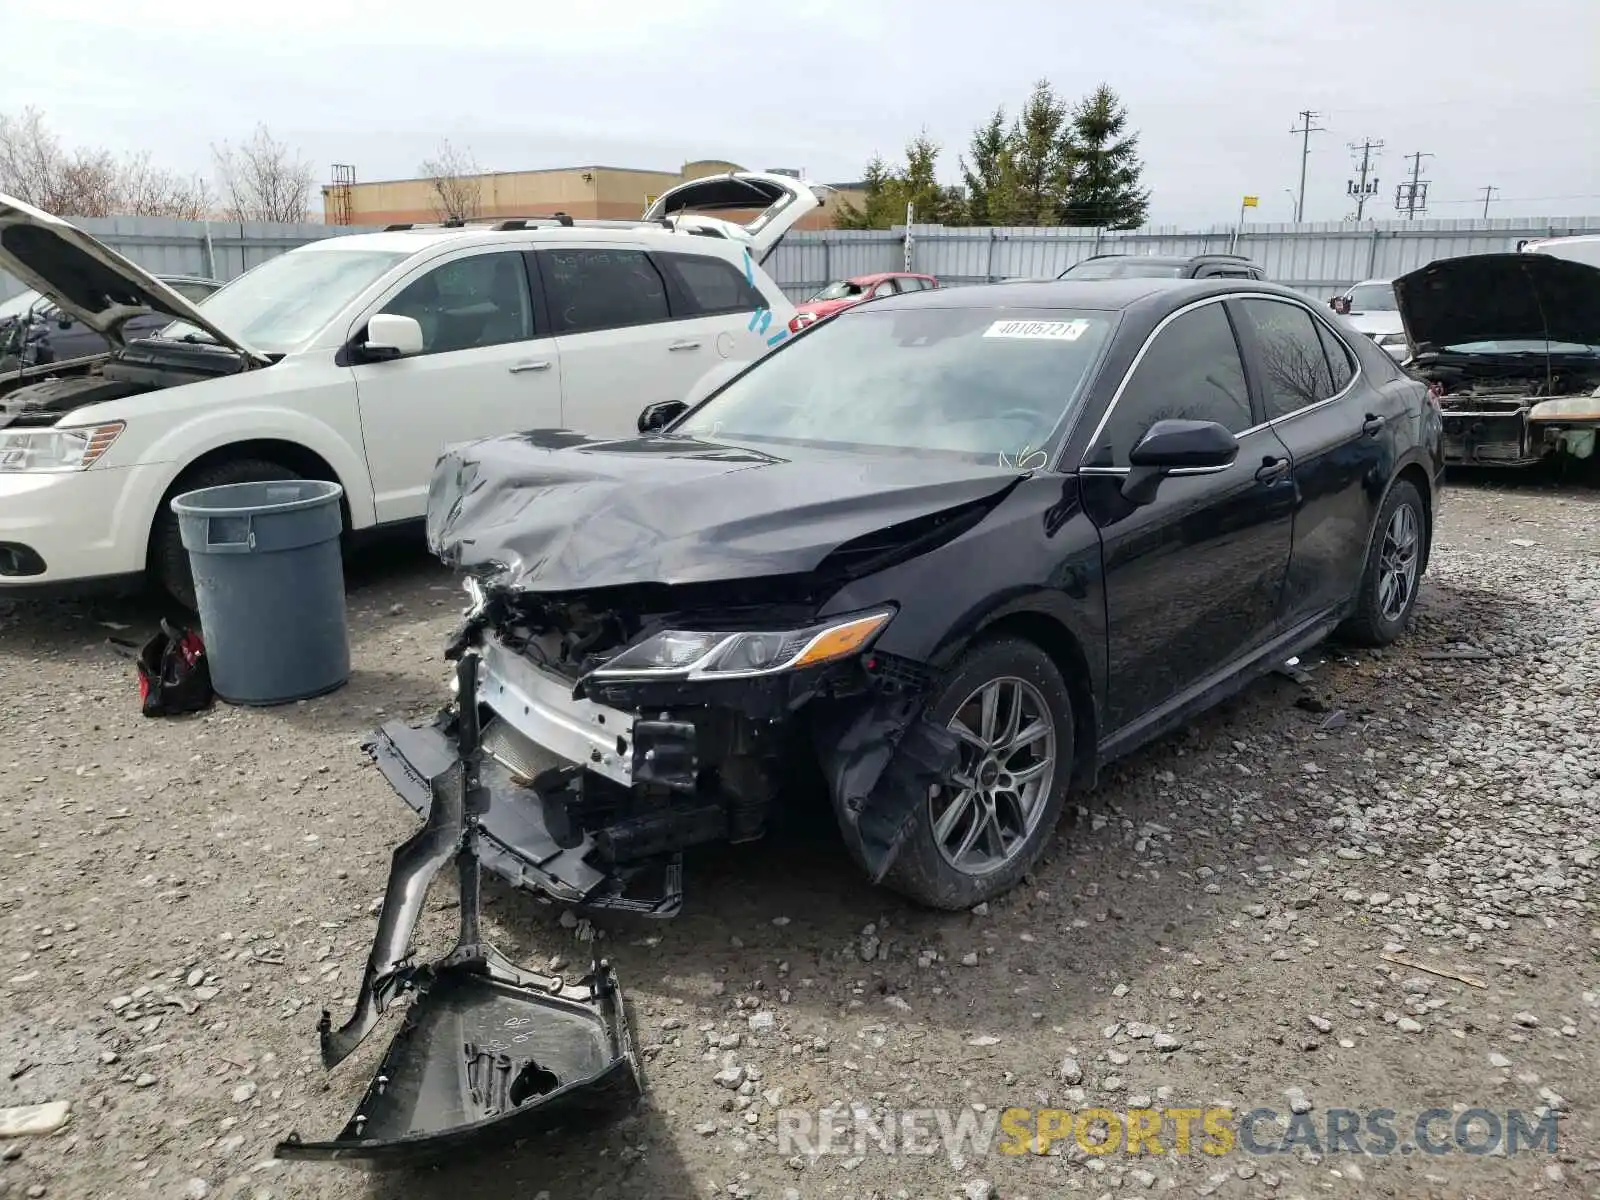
1395 252 1600 354
426 430 1027 594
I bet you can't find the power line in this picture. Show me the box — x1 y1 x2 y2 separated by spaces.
1478 184 1499 218
1346 139 1383 220
1289 110 1326 223
1395 151 1433 219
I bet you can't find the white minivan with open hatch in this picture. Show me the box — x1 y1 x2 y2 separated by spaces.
0 171 820 606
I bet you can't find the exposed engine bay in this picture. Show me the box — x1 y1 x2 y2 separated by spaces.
1422 364 1600 467
0 338 249 427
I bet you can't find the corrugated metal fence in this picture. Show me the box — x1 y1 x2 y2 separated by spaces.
5 212 1599 308
766 215 1600 301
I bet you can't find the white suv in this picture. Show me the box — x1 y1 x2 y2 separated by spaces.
0 172 819 606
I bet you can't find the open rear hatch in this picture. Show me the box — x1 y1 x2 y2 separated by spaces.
642 171 827 264
275 653 640 1166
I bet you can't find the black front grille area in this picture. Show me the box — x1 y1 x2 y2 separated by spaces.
0 543 46 577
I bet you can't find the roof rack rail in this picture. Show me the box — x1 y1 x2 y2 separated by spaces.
382 213 680 233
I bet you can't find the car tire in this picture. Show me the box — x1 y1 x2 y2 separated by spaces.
1339 478 1427 647
882 636 1075 911
151 458 304 612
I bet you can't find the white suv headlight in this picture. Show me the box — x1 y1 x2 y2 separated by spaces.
0 422 124 473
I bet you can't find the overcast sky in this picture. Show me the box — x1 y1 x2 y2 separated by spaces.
6 0 1599 227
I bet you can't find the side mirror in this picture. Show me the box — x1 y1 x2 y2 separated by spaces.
1121 419 1239 505
638 399 688 434
56 313 73 330
362 313 424 361
1330 296 1351 315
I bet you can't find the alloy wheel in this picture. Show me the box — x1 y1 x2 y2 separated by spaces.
1377 501 1421 623
930 676 1057 876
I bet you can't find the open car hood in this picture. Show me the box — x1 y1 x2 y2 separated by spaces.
0 193 269 365
1395 253 1600 354
642 171 826 264
425 429 1027 596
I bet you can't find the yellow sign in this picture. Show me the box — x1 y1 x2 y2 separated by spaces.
1242 195 1259 208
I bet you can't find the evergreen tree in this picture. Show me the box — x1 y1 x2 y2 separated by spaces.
960 107 1009 227
1007 80 1073 226
1059 84 1150 229
833 136 963 229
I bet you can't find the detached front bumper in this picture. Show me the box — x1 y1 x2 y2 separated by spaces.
277 654 641 1167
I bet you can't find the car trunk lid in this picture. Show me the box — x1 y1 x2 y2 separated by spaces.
642 171 827 264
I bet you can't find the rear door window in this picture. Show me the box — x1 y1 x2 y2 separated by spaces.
656 252 767 317
538 248 671 334
1239 298 1339 419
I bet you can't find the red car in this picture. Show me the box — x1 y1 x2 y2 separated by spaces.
790 271 939 331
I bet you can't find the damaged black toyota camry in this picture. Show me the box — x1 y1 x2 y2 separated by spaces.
278 277 1442 1163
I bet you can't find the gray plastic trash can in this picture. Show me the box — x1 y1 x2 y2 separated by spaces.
170 479 350 706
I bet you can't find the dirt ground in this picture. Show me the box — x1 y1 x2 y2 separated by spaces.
0 472 1596 1200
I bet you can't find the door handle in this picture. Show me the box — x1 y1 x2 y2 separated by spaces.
1361 413 1386 436
1255 455 1291 484
508 360 552 373
667 340 702 352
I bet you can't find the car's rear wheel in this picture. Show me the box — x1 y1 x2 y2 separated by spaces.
150 458 304 612
883 637 1074 910
1340 478 1427 646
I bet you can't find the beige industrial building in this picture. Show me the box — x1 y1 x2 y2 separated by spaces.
323 159 865 229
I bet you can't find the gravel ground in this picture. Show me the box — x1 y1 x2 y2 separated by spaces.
0 475 1596 1200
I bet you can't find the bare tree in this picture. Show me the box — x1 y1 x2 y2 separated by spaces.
0 107 213 219
419 139 483 221
116 152 212 220
212 124 315 223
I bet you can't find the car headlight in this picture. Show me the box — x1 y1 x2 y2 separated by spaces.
589 608 894 681
0 422 124 473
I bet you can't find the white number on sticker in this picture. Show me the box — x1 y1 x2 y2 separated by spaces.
983 319 1090 341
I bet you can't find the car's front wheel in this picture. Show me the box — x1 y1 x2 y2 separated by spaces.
1340 478 1427 646
150 458 305 612
883 636 1074 910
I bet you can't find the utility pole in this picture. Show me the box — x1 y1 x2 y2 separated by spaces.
1395 151 1433 220
1345 138 1383 221
1290 110 1326 222
1479 185 1499 218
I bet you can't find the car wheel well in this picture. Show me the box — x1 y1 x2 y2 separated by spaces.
163 440 351 527
1394 462 1434 570
968 611 1098 790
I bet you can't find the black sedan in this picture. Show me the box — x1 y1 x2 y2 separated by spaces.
290 277 1444 1163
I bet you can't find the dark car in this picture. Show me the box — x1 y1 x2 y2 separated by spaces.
286 276 1443 1163
1395 252 1600 468
0 274 221 372
1058 253 1266 281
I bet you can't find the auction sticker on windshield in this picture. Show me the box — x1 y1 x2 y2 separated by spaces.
984 319 1092 341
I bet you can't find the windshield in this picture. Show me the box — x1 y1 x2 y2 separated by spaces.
810 279 867 301
676 306 1115 463
1060 258 1185 280
0 289 41 321
1346 283 1397 311
1443 339 1600 355
157 249 410 353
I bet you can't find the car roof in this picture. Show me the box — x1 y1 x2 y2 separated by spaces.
1078 253 1256 266
291 224 745 257
860 277 1311 314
